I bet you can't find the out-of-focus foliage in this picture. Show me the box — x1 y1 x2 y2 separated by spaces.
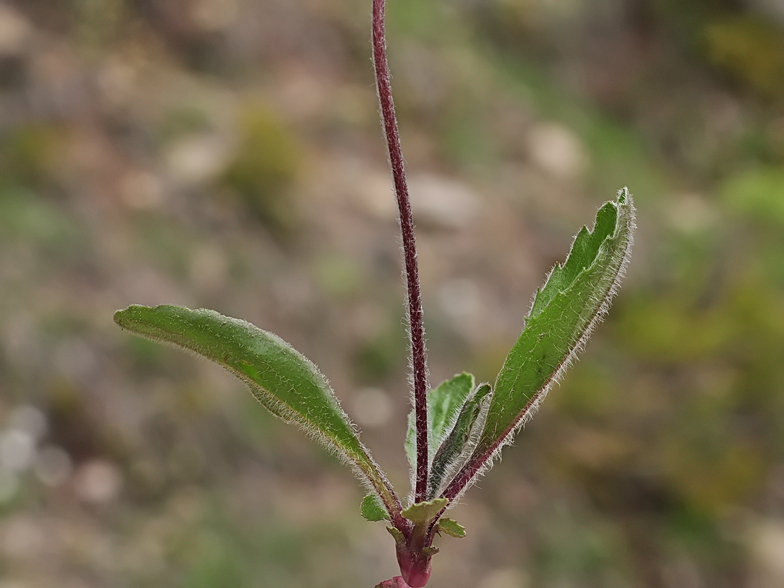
702 16 784 100
1 0 784 587
722 166 784 225
220 106 302 238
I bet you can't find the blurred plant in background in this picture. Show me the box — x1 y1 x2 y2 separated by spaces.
1 1 784 587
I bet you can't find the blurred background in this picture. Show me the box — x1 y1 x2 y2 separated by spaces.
1 0 784 586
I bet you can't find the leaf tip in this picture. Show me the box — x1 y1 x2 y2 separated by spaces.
113 304 158 331
113 305 135 329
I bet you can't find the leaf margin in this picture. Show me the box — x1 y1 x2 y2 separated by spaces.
441 188 636 502
114 304 403 522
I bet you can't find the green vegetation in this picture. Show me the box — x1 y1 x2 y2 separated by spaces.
2 0 784 586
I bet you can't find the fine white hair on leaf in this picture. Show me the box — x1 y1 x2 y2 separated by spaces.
429 384 493 500
441 189 635 505
115 306 400 519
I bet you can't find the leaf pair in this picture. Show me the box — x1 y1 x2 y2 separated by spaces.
361 492 465 538
395 189 634 504
113 188 634 528
368 188 635 522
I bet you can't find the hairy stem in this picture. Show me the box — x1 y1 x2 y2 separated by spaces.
372 0 429 503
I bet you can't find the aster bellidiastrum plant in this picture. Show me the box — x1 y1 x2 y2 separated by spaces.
114 1 636 586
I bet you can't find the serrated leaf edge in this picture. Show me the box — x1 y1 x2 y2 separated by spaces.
441 188 635 503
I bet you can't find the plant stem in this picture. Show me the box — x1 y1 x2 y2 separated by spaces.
372 0 429 503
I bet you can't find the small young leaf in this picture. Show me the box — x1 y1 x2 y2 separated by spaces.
114 305 399 519
443 189 635 500
386 526 406 545
404 373 475 472
427 383 491 498
437 518 466 538
402 498 448 525
361 493 389 522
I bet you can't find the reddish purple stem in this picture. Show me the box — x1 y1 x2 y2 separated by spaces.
372 0 429 503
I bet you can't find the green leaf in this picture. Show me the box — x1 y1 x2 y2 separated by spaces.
402 498 448 525
114 305 399 517
427 383 491 498
361 493 389 522
452 189 635 495
530 198 621 318
386 526 406 545
405 373 475 472
437 518 466 538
